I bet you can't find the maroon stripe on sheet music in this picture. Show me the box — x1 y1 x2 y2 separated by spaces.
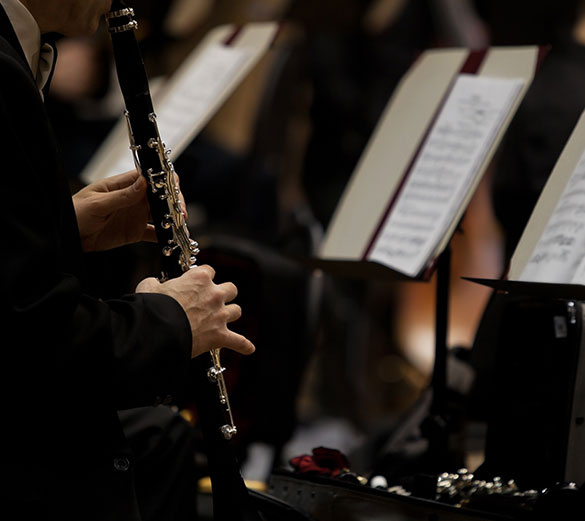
537 45 551 71
460 48 488 74
361 49 489 273
270 23 284 48
223 26 243 46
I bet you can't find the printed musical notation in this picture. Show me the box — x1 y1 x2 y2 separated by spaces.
157 44 250 153
368 73 524 277
81 23 279 185
102 43 250 178
110 43 250 175
520 150 585 284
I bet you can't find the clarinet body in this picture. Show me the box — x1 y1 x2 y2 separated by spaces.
106 3 260 519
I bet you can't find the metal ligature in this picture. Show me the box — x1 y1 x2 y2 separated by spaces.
106 3 260 519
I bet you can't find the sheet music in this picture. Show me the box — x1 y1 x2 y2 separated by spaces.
367 73 525 276
519 148 585 284
105 43 250 177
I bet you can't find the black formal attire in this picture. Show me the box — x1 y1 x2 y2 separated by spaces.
0 6 196 520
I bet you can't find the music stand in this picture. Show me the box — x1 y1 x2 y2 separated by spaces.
301 46 542 477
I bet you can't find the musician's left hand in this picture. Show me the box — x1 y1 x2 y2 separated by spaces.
73 170 157 252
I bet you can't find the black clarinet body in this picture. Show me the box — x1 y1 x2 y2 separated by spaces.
106 3 261 519
106 2 194 282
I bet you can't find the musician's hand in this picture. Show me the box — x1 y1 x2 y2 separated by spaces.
73 170 156 252
135 265 256 358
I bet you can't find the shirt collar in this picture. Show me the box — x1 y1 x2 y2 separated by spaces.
0 0 41 72
0 0 54 94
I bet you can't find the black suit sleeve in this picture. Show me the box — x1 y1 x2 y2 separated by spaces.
0 40 192 414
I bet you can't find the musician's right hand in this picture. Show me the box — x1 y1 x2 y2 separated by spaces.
135 264 256 358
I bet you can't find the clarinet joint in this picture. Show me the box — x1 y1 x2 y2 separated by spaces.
105 7 137 33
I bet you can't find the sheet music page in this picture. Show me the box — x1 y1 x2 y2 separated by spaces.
367 73 525 277
106 43 250 176
519 148 585 283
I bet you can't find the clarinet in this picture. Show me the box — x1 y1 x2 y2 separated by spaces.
106 3 260 519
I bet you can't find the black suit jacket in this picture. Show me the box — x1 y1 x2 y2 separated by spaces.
0 7 192 519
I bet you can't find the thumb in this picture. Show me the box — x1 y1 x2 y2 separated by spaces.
109 175 147 208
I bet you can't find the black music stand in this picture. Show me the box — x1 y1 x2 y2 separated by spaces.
423 245 454 473
301 236 463 479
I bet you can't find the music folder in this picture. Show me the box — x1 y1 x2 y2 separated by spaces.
466 109 585 300
80 22 279 185
308 46 542 282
